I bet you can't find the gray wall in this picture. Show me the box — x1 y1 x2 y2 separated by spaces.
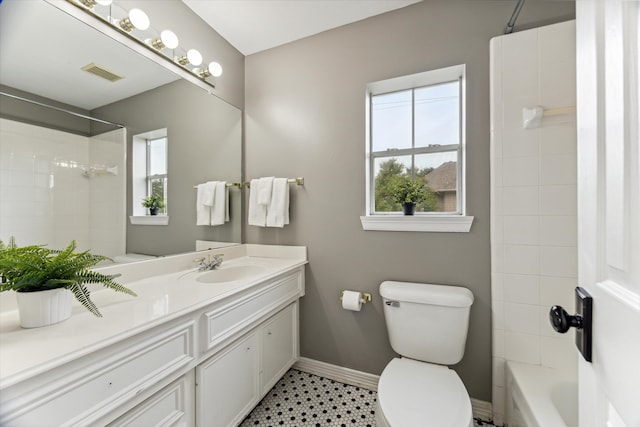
244 0 574 401
93 80 242 256
0 85 94 136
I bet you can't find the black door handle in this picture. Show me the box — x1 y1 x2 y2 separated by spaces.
549 287 592 362
549 305 583 333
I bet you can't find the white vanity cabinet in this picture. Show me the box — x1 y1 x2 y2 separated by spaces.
196 332 260 427
0 251 305 427
261 302 298 394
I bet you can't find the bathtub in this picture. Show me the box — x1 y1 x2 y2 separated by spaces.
506 361 578 427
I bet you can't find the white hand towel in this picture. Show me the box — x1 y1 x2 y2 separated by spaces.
201 181 216 206
210 181 228 226
196 182 216 226
257 177 274 205
266 178 290 228
248 179 267 226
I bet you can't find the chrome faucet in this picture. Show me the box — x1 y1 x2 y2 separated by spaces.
194 253 224 271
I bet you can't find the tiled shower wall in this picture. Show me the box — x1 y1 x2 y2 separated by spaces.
489 21 577 425
0 119 125 257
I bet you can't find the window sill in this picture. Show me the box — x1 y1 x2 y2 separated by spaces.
129 215 169 226
359 215 474 232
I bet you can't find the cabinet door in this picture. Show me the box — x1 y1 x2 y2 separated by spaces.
196 332 259 427
261 303 298 393
108 371 195 427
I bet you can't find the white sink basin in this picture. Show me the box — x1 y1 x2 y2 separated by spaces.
195 265 267 284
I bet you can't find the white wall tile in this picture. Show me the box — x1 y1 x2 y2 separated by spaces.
540 125 577 156
539 246 578 277
502 127 539 158
505 302 540 335
493 328 505 358
540 154 577 185
503 156 539 187
492 214 504 244
505 332 541 364
502 30 539 128
493 299 505 330
493 357 506 387
503 215 539 245
539 185 577 215
503 244 539 275
502 186 539 215
504 273 539 304
539 21 576 110
492 273 505 301
539 215 577 246
541 335 578 374
539 276 577 308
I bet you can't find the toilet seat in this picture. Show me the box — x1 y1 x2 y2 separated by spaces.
377 358 473 427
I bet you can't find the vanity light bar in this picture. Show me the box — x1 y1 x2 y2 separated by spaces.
69 0 222 84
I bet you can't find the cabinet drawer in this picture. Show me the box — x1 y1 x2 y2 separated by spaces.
109 371 194 427
2 322 194 427
203 271 302 353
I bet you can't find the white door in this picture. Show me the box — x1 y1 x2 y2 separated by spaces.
576 0 640 426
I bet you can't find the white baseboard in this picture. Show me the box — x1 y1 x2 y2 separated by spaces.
293 357 379 391
293 357 494 422
471 398 493 422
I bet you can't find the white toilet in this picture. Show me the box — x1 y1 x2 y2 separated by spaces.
377 281 475 427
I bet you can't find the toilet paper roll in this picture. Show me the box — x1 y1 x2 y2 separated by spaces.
342 290 363 311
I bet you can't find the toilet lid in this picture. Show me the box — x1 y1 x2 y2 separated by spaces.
378 358 473 426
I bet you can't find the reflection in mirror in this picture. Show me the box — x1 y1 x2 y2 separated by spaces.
0 0 242 261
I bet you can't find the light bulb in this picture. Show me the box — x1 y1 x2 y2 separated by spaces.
129 8 149 30
118 8 150 32
208 62 223 77
186 49 202 66
160 30 179 49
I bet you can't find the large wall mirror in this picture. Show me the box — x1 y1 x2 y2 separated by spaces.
0 0 242 261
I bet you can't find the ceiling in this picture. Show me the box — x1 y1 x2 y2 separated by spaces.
182 0 423 56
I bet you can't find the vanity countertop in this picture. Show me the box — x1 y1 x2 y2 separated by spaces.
0 244 307 389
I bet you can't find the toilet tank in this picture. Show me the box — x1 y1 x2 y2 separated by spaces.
380 281 474 365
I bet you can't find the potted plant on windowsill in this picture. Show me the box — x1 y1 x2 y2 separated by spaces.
391 177 428 215
141 194 166 216
0 238 137 328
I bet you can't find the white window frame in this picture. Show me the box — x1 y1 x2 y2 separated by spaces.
360 65 473 232
129 128 169 225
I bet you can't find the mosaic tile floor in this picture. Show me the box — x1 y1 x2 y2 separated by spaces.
240 368 498 426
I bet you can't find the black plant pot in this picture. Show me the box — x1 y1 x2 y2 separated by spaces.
149 207 159 216
402 202 416 215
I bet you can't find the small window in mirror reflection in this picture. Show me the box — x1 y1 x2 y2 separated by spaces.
147 136 168 214
132 128 168 216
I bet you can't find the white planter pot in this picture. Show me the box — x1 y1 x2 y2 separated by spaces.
16 288 73 328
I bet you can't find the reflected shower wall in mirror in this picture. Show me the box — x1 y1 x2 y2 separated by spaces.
0 0 242 258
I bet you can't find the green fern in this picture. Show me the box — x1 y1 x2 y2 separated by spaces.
0 239 137 317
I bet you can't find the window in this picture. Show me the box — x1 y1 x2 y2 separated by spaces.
130 128 169 225
146 136 168 214
361 65 473 232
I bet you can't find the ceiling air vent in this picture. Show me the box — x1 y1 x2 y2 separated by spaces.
81 63 124 82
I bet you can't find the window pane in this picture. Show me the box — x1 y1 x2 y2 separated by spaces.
148 137 167 175
415 81 459 148
149 177 167 214
373 156 411 212
416 151 458 212
371 90 412 151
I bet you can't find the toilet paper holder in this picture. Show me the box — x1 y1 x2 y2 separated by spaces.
340 291 372 304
